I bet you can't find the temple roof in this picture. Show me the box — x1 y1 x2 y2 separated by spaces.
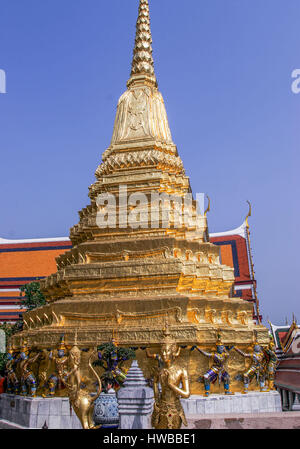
0 219 248 246
269 320 299 352
0 237 69 245
210 220 248 239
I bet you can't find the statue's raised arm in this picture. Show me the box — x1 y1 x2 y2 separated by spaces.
234 336 268 394
234 347 251 358
191 346 212 358
194 332 234 396
146 348 158 360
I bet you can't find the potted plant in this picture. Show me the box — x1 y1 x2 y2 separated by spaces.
92 342 135 428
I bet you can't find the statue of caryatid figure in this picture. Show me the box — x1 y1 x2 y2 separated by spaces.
5 342 20 394
18 341 40 397
234 334 267 394
264 336 278 391
191 331 234 396
57 338 102 430
145 324 190 429
42 335 69 397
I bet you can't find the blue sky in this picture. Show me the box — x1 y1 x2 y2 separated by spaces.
0 0 299 325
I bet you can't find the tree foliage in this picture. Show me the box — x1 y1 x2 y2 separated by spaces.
0 282 46 373
0 323 20 374
0 322 20 339
20 281 46 311
93 342 136 389
0 353 7 374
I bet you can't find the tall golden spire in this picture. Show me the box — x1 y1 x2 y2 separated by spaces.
106 0 174 151
129 0 157 87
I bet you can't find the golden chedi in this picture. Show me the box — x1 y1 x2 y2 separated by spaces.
12 0 270 395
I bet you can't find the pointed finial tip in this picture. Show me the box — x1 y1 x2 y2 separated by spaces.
204 195 211 216
129 0 157 85
245 200 252 228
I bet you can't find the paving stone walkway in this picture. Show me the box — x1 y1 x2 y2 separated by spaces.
184 411 300 429
1 412 300 429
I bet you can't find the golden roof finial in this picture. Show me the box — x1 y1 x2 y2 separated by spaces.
204 195 211 217
130 0 156 84
244 200 261 324
245 200 252 229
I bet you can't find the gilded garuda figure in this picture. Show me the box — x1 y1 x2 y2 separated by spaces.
146 324 190 429
263 337 278 391
234 334 268 393
191 331 234 396
18 341 40 397
42 335 69 397
5 343 20 394
58 341 102 430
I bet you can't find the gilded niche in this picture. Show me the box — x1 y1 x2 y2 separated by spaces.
110 86 173 145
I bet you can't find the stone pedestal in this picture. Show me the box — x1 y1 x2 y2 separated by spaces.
293 394 300 411
117 360 154 429
0 394 82 429
181 391 282 416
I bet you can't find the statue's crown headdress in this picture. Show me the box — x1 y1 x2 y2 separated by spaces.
58 334 66 350
162 319 175 345
21 339 28 352
69 329 81 356
252 330 259 347
7 341 14 355
216 329 223 345
268 335 275 349
112 328 119 347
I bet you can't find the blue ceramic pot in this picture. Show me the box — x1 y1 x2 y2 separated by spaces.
93 388 119 428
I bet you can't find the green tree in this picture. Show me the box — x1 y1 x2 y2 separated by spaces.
20 281 46 311
0 322 20 339
0 282 46 372
0 353 7 374
0 323 20 373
